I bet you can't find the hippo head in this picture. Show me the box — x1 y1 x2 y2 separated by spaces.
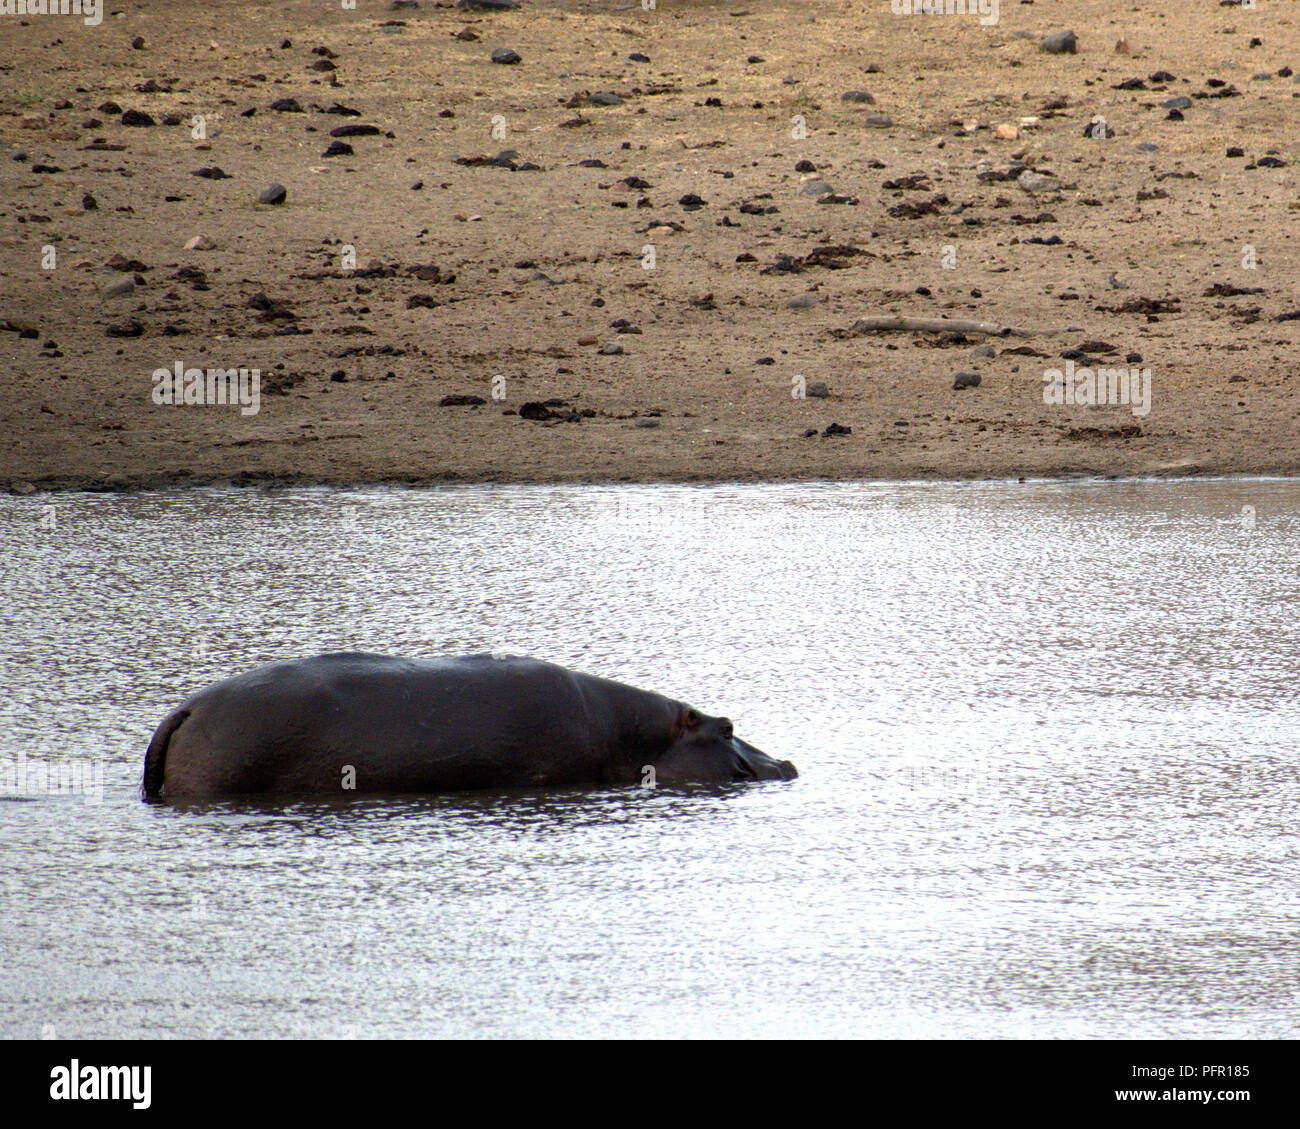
651 705 798 784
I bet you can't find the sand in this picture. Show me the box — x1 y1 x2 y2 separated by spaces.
1 0 1298 491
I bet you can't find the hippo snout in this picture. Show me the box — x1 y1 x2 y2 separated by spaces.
731 737 798 782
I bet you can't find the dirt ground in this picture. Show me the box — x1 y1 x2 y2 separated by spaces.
2 0 1298 490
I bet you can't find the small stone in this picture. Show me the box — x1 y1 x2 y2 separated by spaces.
322 140 353 157
491 48 522 65
822 422 851 437
1114 37 1132 56
840 90 874 104
801 180 834 196
258 183 287 205
1018 171 1058 193
121 109 155 126
183 235 216 250
969 344 995 358
787 294 819 309
131 36 145 50
10 481 37 495
862 113 894 129
1161 96 1193 110
806 381 829 398
953 371 981 390
102 278 136 300
439 394 486 407
598 343 624 355
1040 30 1078 55
995 123 1018 140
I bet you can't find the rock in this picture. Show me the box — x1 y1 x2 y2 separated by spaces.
330 123 382 137
953 371 981 390
822 422 851 437
105 319 144 337
102 278 136 300
995 123 1018 140
10 481 37 495
787 294 819 309
258 183 287 205
588 92 624 106
271 97 303 112
1161 96 1193 110
1040 30 1078 55
120 109 155 126
439 394 486 406
629 53 650 63
491 48 522 65
840 90 874 104
678 193 706 208
1114 37 1132 55
795 159 817 172
459 0 520 9
633 417 659 428
801 180 834 196
806 381 829 398
1018 171 1058 193
969 344 996 359
183 235 216 251
322 141 353 157
598 343 624 355
861 113 894 129
131 36 145 50
192 166 230 179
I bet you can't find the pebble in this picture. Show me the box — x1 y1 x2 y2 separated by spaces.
491 48 522 65
969 344 996 359
787 294 819 309
258 183 287 205
183 235 216 250
806 381 829 398
953 371 981 390
121 109 155 126
598 343 624 355
801 180 834 196
1040 30 1078 55
102 278 136 300
840 91 874 104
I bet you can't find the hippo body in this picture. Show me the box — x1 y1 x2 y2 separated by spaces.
142 653 796 800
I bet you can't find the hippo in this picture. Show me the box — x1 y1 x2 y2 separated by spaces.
141 653 797 800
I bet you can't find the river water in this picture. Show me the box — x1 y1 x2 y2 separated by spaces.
1 478 1297 1038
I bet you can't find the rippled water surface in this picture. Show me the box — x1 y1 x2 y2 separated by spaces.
2 479 1298 1038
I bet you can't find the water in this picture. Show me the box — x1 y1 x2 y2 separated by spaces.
1 478 1297 1038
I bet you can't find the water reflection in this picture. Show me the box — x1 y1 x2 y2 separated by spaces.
1 478 1298 1038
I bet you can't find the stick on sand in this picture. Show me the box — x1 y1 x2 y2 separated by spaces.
847 316 1072 338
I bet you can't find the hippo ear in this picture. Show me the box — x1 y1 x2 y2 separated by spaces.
674 706 701 736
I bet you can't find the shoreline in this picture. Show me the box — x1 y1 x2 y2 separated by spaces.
8 464 1299 496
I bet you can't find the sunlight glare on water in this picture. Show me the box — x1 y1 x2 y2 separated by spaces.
1 478 1297 1037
